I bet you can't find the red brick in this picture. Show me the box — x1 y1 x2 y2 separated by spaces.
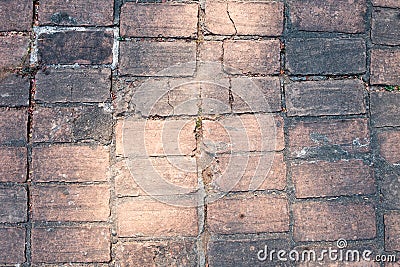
37 31 113 65
371 91 400 127
378 130 400 164
372 0 400 7
371 49 400 85
207 194 289 234
199 41 223 62
116 198 198 237
0 186 27 223
32 145 109 182
0 35 30 69
0 0 32 31
0 73 30 106
289 118 370 158
38 0 113 26
169 79 202 116
113 160 141 197
119 41 197 76
0 147 27 183
293 201 376 241
31 226 110 263
223 39 280 75
35 68 111 103
115 240 198 267
231 77 282 113
31 184 110 222
201 81 231 115
385 212 400 252
289 0 366 33
372 8 400 46
0 109 27 145
121 3 198 38
292 160 375 198
0 227 25 264
32 106 112 143
285 79 366 117
205 1 283 36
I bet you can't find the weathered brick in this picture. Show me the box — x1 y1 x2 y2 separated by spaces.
371 91 400 127
289 0 366 33
0 147 27 183
116 198 198 237
0 0 32 31
31 184 110 222
169 79 202 116
199 41 223 62
385 212 400 252
207 195 289 234
115 240 198 267
378 130 400 164
113 160 141 197
0 227 25 264
286 38 366 75
38 31 113 65
0 35 30 69
121 3 198 38
371 49 400 85
0 73 30 106
38 0 114 26
292 160 375 198
288 118 370 158
32 145 109 182
223 39 280 75
0 109 27 145
0 186 27 223
32 106 112 143
35 68 111 103
285 79 366 117
372 8 400 45
293 201 376 241
31 226 110 263
205 1 284 36
119 41 197 76
372 0 400 8
231 77 282 113
201 81 231 115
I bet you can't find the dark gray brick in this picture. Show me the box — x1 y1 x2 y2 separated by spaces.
0 74 30 106
371 91 400 127
372 8 400 45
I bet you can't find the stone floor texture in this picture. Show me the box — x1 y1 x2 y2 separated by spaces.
0 0 399 266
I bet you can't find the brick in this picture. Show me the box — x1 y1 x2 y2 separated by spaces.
292 160 375 198
372 0 400 8
0 227 25 264
385 212 400 251
38 31 113 65
31 226 110 263
293 201 376 241
207 195 289 234
289 0 366 33
378 130 400 164
289 118 370 158
286 38 366 75
116 198 198 237
0 147 27 183
121 3 198 38
38 0 113 26
0 35 30 69
113 160 141 197
372 8 400 45
203 152 286 192
32 106 112 143
0 73 30 106
371 49 400 85
285 79 366 117
371 91 400 127
168 79 201 116
223 39 280 75
31 264 109 267
31 184 110 222
201 81 231 115
0 109 27 145
35 68 111 103
204 2 235 35
119 41 197 76
115 240 197 267
0 186 27 223
32 145 109 182
199 41 223 62
0 0 32 31
231 77 282 113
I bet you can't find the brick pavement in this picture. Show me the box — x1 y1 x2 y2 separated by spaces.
0 0 399 266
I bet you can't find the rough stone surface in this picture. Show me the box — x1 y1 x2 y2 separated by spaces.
0 0 32 31
0 227 26 264
378 130 400 164
370 91 400 127
0 73 30 106
372 0 400 7
370 49 400 85
0 109 27 145
0 147 27 183
0 35 30 69
385 212 400 252
372 8 400 45
0 186 27 223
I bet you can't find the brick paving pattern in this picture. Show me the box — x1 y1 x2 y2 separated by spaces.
0 0 399 266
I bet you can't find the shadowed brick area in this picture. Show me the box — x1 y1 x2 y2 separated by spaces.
0 0 399 266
